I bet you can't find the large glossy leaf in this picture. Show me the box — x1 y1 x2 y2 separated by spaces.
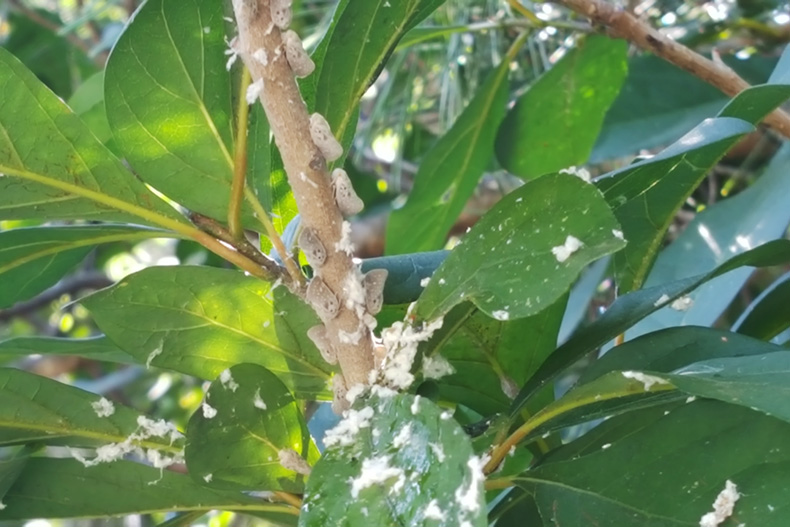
597 117 754 292
626 142 790 340
0 367 181 451
68 72 115 150
415 173 625 322
0 458 297 524
105 0 262 224
300 392 486 526
496 36 628 179
0 225 174 309
591 53 777 161
314 0 445 147
734 271 790 340
0 336 134 365
81 266 332 398
387 59 511 254
361 250 447 304
0 451 28 507
519 401 790 526
186 364 318 493
511 239 790 414
0 48 187 227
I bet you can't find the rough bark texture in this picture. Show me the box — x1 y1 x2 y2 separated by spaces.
231 0 375 389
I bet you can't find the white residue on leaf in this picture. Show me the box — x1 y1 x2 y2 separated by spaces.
392 423 412 448
349 455 406 498
429 442 446 462
422 354 455 380
335 221 354 256
671 295 694 311
253 388 267 410
278 448 312 475
345 383 366 404
220 369 239 392
455 455 485 513
202 402 218 418
559 165 592 183
376 317 444 389
91 397 115 418
491 309 510 321
654 293 671 307
552 235 583 263
323 406 374 448
622 371 669 391
146 345 163 369
420 277 431 287
70 416 183 469
246 78 264 104
612 229 625 240
410 395 421 415
0 501 5 510
423 499 445 520
699 480 740 527
203 473 213 483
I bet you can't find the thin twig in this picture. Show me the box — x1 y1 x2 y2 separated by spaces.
551 0 790 138
229 67 253 241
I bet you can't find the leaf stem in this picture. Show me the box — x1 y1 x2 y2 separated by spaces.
506 0 544 26
229 67 253 241
485 477 515 491
272 491 303 510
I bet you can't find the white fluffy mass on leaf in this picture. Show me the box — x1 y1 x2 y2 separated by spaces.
551 235 583 263
422 353 455 380
349 455 406 498
375 317 444 390
91 397 115 418
699 480 740 527
323 406 374 448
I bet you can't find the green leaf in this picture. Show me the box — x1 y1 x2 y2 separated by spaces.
0 367 181 450
314 0 445 148
495 36 628 179
598 117 754 292
511 239 790 415
520 401 790 526
68 72 115 150
104 0 260 224
415 173 625 322
591 53 777 161
734 272 790 340
81 266 332 398
579 326 784 386
0 336 134 365
0 48 188 227
300 392 486 527
629 139 790 339
719 45 790 122
0 458 297 523
386 59 511 254
185 364 317 493
0 225 175 309
0 452 28 506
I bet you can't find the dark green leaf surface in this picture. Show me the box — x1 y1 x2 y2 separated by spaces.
0 336 134 365
734 272 790 340
0 225 173 309
597 117 754 291
105 0 259 223
361 251 448 305
301 392 486 527
0 367 181 450
0 453 28 506
81 266 332 398
314 0 444 148
0 48 187 226
186 364 317 492
579 327 784 386
495 36 628 179
591 54 777 161
0 458 297 523
387 59 511 254
628 141 790 339
415 173 625 322
520 401 790 526
511 239 790 414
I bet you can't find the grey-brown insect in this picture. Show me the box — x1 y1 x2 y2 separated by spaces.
307 325 336 365
331 168 364 217
362 269 388 315
282 30 314 78
309 113 343 162
306 276 340 321
298 227 326 268
331 373 348 414
270 0 292 29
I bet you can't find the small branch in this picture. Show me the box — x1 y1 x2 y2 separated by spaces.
0 272 112 322
229 68 253 241
232 0 376 387
272 491 303 509
553 0 790 139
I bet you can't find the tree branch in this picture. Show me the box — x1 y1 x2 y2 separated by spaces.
553 0 790 139
231 0 376 389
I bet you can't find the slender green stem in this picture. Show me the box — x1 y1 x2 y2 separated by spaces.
229 68 252 241
273 491 302 510
507 0 544 26
485 477 516 491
